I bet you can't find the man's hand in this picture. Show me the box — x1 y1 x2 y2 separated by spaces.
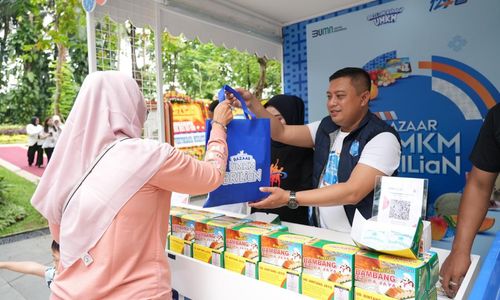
225 88 259 111
439 251 470 298
249 187 289 209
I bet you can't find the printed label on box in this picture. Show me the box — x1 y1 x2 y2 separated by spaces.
224 252 259 279
193 243 223 266
258 262 301 293
168 235 192 257
302 273 336 300
261 232 315 271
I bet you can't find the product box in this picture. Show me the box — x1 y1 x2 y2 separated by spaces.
301 240 359 300
261 231 315 271
169 211 223 257
258 261 302 293
193 215 251 266
259 231 315 294
168 235 193 257
422 251 439 291
169 206 196 234
224 221 287 278
355 250 429 300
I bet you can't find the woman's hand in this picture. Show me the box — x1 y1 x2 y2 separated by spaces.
212 101 233 127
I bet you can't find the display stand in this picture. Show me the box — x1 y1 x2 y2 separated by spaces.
167 207 480 300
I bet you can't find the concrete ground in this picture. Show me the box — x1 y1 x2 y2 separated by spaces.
0 231 52 299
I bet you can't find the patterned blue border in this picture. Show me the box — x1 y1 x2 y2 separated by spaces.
282 0 394 121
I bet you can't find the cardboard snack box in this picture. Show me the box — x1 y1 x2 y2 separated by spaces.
170 211 223 242
261 231 315 271
169 206 196 234
195 215 251 250
301 239 359 300
355 250 429 300
224 221 287 278
193 215 251 266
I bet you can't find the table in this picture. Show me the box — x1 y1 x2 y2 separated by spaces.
168 206 480 299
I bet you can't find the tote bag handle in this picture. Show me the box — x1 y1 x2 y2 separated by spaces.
217 85 256 120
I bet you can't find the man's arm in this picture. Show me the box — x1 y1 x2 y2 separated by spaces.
440 166 496 297
250 163 385 209
0 261 46 277
228 88 314 148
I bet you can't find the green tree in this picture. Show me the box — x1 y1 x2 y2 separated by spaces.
42 0 86 117
48 61 78 118
0 0 52 124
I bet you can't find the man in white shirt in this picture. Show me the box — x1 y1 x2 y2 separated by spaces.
226 67 401 232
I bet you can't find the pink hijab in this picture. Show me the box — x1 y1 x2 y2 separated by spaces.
31 71 173 268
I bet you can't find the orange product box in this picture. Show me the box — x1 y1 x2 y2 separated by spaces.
301 239 359 300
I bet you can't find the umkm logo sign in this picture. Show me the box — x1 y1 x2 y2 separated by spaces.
367 7 404 26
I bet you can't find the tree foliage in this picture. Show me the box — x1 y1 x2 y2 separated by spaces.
0 0 86 123
1 2 281 125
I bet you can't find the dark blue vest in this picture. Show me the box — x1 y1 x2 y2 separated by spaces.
312 111 401 225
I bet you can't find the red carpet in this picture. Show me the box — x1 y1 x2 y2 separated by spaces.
0 146 45 177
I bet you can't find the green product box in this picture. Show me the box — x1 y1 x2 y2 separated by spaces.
355 250 428 300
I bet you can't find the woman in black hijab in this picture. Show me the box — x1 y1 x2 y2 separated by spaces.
252 95 313 225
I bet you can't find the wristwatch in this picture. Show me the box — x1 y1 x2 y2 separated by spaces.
287 191 299 209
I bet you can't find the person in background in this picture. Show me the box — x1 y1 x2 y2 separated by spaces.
26 116 44 167
440 103 500 298
52 115 65 131
226 67 401 232
31 71 233 299
0 240 60 288
207 100 219 120
41 117 58 163
251 95 313 225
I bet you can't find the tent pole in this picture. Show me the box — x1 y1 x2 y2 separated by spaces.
155 2 167 143
86 11 97 73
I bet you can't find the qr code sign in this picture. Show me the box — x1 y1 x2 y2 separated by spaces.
389 199 411 221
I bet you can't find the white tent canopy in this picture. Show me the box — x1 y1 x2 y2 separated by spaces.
93 0 370 60
89 0 369 142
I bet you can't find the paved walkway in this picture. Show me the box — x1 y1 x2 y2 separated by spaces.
0 143 51 299
0 144 45 183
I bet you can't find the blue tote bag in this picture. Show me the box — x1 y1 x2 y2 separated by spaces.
203 85 270 208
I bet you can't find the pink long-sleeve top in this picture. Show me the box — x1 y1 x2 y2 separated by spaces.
50 128 228 299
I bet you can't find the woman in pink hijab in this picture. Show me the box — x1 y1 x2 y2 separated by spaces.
31 71 232 299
